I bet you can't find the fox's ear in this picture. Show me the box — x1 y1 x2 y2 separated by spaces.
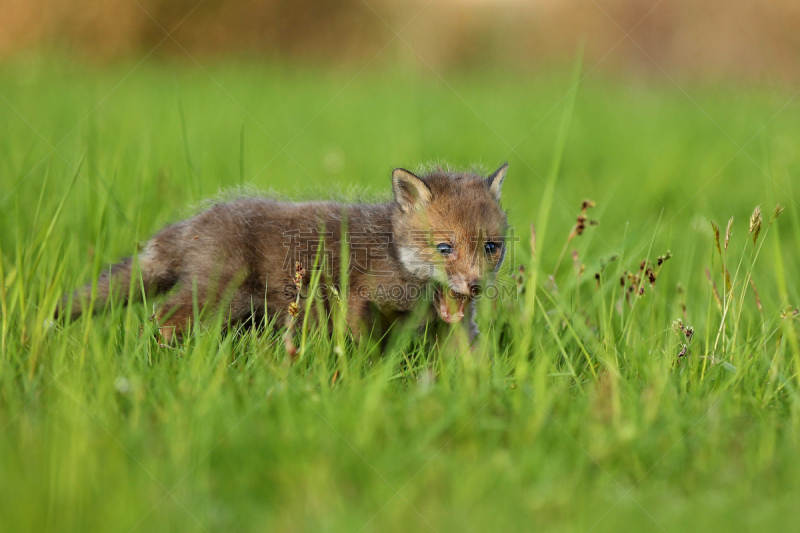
392 168 431 212
486 163 508 201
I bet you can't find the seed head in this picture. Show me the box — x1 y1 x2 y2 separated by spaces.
516 264 526 289
673 319 694 343
749 205 762 245
781 307 800 320
711 221 721 255
575 214 587 236
293 261 306 290
725 217 733 251
770 204 785 225
569 201 597 240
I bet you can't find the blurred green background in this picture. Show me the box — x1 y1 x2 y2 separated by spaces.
1 58 797 297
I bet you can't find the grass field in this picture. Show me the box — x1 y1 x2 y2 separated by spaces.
1 58 800 532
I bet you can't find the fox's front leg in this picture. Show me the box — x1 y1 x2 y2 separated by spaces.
345 295 371 342
156 289 195 344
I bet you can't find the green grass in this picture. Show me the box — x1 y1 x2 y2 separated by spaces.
2 58 800 532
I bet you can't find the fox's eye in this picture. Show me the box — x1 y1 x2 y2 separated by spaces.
436 243 453 256
485 242 499 254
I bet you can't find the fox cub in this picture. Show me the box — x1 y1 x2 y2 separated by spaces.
57 164 509 343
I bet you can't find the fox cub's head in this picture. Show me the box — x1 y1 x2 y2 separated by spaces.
391 165 509 323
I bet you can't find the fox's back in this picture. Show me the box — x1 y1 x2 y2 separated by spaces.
169 197 400 293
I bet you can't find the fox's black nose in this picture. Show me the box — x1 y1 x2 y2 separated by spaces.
469 281 481 297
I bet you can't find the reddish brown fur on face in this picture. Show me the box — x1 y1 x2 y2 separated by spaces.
58 165 509 344
392 168 508 296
